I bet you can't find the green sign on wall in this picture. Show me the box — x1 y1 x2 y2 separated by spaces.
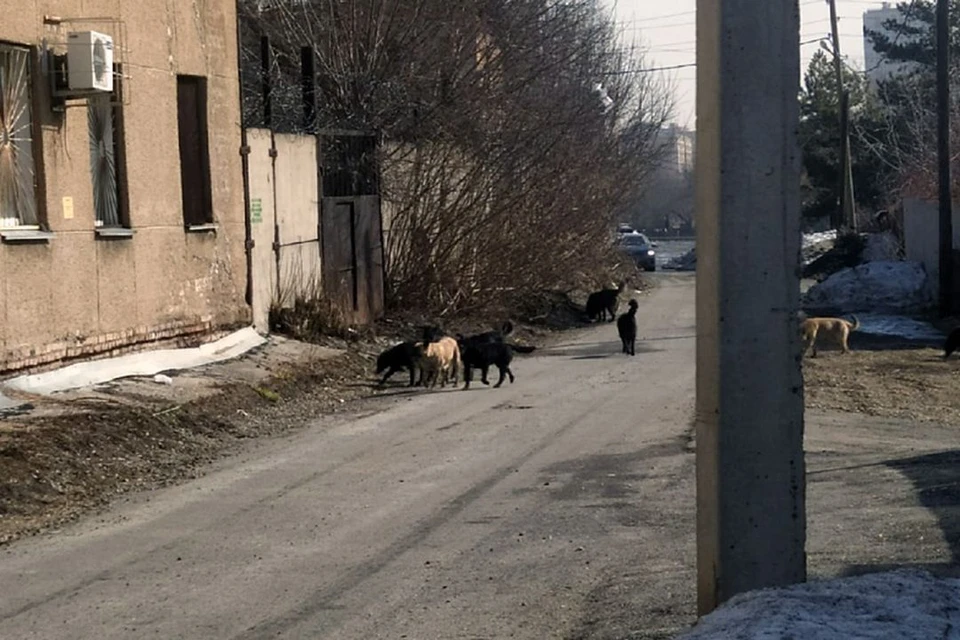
250 198 263 224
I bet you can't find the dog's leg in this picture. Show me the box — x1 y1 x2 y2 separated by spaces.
481 365 491 385
630 339 636 356
407 366 416 387
379 369 393 386
463 364 472 390
840 328 850 354
493 365 508 388
506 366 515 384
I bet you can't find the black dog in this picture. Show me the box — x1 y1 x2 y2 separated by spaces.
586 282 625 322
456 323 535 390
375 341 420 386
944 327 960 360
458 340 535 389
617 299 639 356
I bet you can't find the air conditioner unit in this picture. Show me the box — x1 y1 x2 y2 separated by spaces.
66 31 114 93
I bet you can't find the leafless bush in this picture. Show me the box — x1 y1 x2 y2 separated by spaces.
241 0 673 317
269 267 350 341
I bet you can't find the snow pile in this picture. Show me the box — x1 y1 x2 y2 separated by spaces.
666 247 696 271
863 231 901 262
802 230 838 267
804 261 934 314
854 313 944 343
803 229 837 249
677 570 960 640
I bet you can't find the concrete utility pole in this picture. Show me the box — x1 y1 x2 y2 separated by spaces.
937 0 953 317
827 0 857 232
695 0 806 617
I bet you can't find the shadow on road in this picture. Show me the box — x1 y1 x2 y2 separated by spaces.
841 449 960 579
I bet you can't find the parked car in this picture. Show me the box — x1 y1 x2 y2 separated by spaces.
618 232 657 272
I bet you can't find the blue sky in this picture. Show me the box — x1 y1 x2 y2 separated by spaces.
604 0 896 129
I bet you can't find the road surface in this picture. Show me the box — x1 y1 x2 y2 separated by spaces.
1 274 698 640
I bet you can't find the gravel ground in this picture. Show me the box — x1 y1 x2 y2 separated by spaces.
803 339 960 424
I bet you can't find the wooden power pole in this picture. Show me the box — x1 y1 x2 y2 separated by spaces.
938 0 954 316
827 0 857 232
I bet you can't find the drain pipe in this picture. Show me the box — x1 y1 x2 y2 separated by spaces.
234 0 254 310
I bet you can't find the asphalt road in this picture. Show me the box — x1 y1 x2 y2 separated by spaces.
1 274 698 640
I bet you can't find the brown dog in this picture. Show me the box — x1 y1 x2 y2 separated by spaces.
415 337 461 388
801 315 860 357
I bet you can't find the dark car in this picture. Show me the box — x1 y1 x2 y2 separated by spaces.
618 232 657 272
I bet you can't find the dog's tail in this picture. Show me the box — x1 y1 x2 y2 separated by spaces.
508 343 536 354
848 315 860 331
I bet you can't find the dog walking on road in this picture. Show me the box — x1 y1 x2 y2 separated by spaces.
617 299 639 356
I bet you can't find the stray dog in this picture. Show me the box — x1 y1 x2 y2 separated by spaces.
801 315 860 357
586 281 625 323
416 336 461 388
456 326 536 357
617 299 639 356
458 339 533 389
943 327 960 359
375 341 421 386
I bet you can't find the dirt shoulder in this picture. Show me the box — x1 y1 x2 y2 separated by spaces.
0 280 653 546
803 333 960 424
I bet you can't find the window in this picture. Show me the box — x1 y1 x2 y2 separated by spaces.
88 67 128 229
176 75 213 227
0 44 39 228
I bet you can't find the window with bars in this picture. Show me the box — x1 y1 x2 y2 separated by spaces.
88 68 128 228
0 44 39 229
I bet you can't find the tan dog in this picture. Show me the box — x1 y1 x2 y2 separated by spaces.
415 337 461 388
801 315 860 357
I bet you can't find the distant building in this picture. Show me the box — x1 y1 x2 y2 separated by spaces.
659 124 695 176
863 2 919 87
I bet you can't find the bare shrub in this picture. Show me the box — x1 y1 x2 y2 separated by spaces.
241 0 673 319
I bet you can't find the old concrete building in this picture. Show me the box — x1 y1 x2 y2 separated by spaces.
0 1 249 374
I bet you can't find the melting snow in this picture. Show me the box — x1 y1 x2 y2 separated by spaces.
677 570 960 640
804 261 934 315
803 229 838 249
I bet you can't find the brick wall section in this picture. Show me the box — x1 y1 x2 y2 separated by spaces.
0 318 244 377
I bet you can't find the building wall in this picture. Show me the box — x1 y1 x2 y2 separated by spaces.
0 0 248 374
862 3 918 87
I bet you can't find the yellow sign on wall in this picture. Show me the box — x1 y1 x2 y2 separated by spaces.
62 196 74 220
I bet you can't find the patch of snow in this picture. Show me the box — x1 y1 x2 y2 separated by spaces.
677 569 960 640
665 247 696 271
804 261 934 315
803 229 837 249
854 313 944 343
4 327 267 395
